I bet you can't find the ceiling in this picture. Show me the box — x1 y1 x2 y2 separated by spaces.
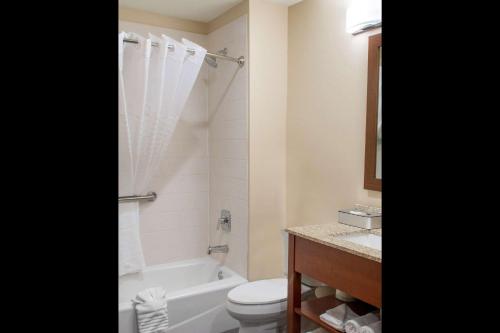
119 0 245 23
119 0 304 23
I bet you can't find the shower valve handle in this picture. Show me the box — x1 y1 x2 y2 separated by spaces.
217 217 228 230
217 210 231 232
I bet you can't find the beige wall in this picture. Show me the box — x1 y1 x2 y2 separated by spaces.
248 0 288 281
287 0 381 228
119 7 209 34
119 2 249 35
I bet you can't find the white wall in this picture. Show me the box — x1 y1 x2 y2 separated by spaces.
119 21 210 265
207 15 249 278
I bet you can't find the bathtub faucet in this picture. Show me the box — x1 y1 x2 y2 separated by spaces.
208 245 229 255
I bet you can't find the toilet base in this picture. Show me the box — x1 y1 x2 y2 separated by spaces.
226 278 320 333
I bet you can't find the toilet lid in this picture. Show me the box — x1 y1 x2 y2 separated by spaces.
228 278 288 305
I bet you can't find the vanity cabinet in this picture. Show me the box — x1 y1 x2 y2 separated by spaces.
287 234 381 333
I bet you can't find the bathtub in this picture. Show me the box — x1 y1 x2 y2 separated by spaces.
119 257 247 333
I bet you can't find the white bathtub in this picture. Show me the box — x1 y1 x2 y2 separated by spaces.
119 257 247 333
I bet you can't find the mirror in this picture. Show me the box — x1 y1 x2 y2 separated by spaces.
376 47 381 179
364 33 382 191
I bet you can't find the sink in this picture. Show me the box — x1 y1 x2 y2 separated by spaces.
335 233 381 251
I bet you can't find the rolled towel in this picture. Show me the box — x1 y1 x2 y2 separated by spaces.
319 303 359 332
133 287 168 333
360 321 381 333
345 312 379 333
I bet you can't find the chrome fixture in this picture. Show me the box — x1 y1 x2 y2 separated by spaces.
205 55 218 68
118 191 157 203
205 48 228 68
218 48 228 56
123 38 245 67
217 209 231 232
207 245 229 255
218 271 224 280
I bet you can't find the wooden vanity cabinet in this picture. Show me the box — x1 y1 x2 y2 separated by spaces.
287 234 381 333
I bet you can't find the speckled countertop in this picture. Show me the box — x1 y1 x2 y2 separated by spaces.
286 222 382 263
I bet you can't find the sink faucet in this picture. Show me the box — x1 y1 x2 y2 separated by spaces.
208 245 229 255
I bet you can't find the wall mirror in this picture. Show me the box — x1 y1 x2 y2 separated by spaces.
364 33 381 191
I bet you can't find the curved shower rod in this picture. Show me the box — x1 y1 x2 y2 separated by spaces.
123 38 245 67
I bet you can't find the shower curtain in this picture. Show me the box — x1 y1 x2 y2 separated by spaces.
119 32 207 276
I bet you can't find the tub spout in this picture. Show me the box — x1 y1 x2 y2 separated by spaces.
208 245 229 255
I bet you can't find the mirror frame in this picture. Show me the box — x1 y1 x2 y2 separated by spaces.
364 33 382 191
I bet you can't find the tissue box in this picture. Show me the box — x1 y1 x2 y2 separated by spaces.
338 208 381 229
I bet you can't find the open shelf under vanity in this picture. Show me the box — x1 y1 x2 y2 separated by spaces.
295 295 377 333
286 231 381 332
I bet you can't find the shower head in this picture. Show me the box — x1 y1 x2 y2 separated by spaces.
205 55 218 68
205 48 228 68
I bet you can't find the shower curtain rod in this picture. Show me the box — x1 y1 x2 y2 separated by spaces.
123 38 245 67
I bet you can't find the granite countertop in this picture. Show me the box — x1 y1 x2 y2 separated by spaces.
286 222 382 263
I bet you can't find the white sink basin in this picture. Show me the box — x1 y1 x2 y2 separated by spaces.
336 233 381 251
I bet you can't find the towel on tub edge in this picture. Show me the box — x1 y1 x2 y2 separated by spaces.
133 287 168 333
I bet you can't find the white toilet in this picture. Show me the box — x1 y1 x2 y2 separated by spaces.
225 232 323 333
226 278 318 333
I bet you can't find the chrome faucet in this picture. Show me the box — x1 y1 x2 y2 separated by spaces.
207 245 229 255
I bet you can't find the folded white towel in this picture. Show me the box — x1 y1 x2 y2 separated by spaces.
360 321 381 333
319 303 359 332
345 312 379 333
133 287 168 333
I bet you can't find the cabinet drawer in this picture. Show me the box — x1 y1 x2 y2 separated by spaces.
294 236 381 307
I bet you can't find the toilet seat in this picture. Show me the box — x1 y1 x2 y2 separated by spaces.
226 298 287 316
226 278 312 316
228 279 289 305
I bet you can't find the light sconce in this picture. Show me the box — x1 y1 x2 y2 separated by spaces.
346 0 381 35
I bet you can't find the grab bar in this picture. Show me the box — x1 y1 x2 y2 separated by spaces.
119 192 157 203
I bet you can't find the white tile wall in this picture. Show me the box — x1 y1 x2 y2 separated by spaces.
208 15 249 278
119 17 248 276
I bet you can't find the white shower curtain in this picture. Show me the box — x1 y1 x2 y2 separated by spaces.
119 32 207 276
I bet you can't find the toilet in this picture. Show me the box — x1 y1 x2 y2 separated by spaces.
226 278 318 333
225 232 323 333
